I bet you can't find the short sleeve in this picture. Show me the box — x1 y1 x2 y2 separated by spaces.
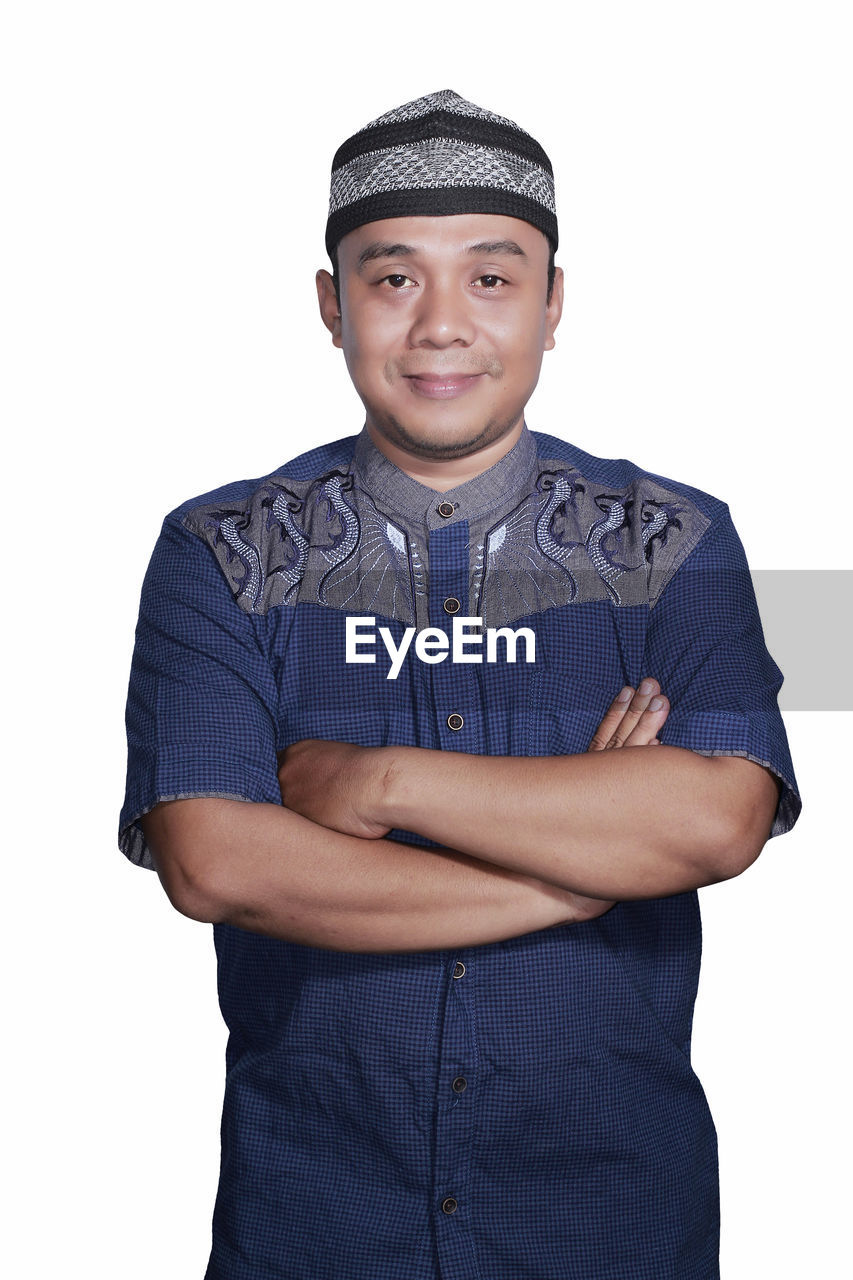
643 508 801 838
119 512 282 870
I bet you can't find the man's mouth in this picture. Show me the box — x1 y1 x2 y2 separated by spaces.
403 373 485 400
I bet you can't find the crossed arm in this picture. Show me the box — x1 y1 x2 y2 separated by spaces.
142 680 780 953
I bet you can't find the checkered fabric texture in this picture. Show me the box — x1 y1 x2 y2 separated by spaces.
120 426 800 1279
325 89 558 257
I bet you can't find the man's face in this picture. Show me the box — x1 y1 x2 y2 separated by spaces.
317 214 563 465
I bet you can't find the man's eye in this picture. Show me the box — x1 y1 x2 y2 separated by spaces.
475 275 505 289
382 274 415 289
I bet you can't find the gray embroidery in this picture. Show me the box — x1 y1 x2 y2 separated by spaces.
534 469 584 598
316 474 361 603
270 491 309 601
473 464 709 624
587 497 629 599
184 451 710 624
317 495 419 624
218 514 265 613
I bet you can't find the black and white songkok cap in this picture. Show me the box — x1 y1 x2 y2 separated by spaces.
325 89 558 260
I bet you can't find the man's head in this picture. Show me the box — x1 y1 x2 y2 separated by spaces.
317 91 563 475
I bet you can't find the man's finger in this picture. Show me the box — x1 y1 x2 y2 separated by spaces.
621 694 670 747
604 677 665 748
587 686 635 751
588 678 671 751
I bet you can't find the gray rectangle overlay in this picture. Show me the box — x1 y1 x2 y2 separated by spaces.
752 571 852 710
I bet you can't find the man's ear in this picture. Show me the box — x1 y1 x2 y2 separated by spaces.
543 264 564 352
316 269 343 348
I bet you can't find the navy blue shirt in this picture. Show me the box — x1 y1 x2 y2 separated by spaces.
120 425 800 1280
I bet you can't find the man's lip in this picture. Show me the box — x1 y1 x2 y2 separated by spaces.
404 373 485 400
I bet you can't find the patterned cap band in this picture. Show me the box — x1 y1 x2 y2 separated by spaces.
325 89 558 259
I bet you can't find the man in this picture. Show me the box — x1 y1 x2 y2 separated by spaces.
120 90 800 1279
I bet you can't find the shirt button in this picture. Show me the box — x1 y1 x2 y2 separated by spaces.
452 1076 468 1094
453 961 466 978
443 596 461 615
437 501 455 518
441 1197 458 1215
446 712 464 731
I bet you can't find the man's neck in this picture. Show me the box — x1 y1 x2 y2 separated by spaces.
365 421 525 492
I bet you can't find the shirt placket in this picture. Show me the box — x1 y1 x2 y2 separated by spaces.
426 515 484 1280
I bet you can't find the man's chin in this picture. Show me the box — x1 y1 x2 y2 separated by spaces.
367 413 520 463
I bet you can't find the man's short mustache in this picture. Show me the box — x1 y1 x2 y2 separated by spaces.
393 358 503 377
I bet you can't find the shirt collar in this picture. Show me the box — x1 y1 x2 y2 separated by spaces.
352 424 538 533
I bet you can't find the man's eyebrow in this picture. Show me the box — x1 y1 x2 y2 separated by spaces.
466 239 528 260
356 242 417 271
355 238 530 271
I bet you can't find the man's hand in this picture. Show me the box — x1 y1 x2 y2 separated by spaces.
279 678 670 837
587 678 670 751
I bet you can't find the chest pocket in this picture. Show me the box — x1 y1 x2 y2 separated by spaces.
274 606 439 752
526 601 648 756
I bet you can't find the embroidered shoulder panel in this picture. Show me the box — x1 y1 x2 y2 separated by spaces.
183 468 420 621
471 460 711 623
183 454 712 623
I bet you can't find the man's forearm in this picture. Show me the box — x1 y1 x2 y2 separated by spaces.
142 798 610 953
373 744 780 898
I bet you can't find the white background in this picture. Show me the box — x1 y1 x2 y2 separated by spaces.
3 2 850 1276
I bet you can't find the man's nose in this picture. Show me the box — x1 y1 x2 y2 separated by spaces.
407 281 476 348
